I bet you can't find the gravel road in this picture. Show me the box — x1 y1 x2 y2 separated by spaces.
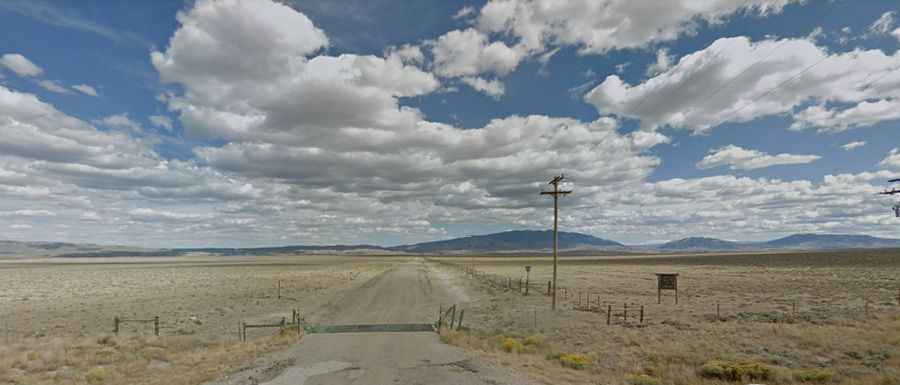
207 258 532 385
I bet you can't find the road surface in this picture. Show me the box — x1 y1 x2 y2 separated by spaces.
208 259 532 385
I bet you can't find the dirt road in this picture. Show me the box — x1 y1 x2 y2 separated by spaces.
208 259 531 385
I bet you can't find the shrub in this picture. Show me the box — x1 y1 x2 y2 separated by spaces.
85 366 109 384
524 334 544 347
700 360 773 382
626 374 661 385
501 337 524 353
96 335 116 346
559 353 589 370
793 368 833 383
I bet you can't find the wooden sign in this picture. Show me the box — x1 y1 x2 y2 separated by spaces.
655 273 679 304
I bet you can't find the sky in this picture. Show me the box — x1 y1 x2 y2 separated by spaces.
1 0 899 248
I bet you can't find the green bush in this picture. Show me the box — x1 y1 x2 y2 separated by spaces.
86 366 109 384
501 337 524 353
524 334 544 347
626 374 661 385
793 368 833 383
559 353 589 370
700 360 773 382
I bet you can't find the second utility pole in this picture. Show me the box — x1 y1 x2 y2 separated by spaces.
541 174 572 310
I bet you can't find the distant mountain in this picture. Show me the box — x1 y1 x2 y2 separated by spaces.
0 240 152 259
391 230 624 253
4 232 900 258
655 237 743 251
761 233 900 250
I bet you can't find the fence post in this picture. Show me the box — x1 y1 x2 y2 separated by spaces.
640 306 644 324
154 316 160 336
716 303 720 321
438 304 443 328
278 280 282 299
624 303 628 321
114 316 119 335
607 305 611 325
450 306 457 329
241 322 246 342
547 281 552 296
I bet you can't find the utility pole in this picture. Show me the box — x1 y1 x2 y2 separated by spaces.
879 178 900 218
541 174 572 310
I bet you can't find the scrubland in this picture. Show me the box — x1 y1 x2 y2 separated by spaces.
431 250 900 385
0 255 399 385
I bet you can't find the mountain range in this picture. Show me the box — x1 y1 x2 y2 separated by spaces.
1 231 899 258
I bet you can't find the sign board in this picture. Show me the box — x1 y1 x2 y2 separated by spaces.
655 273 679 304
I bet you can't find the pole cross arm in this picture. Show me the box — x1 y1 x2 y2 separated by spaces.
879 188 900 195
540 190 572 195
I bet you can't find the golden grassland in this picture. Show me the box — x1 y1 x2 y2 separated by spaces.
431 250 900 384
0 329 301 385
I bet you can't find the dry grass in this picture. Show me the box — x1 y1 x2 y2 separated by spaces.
0 330 300 385
432 250 900 385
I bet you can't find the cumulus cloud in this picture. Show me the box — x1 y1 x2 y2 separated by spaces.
869 11 896 36
453 5 475 19
476 0 797 54
586 36 900 133
72 84 98 96
646 48 674 76
430 28 524 78
697 145 820 170
37 79 70 94
460 76 505 98
0 53 43 77
842 141 865 151
149 115 173 130
880 149 900 170
95 113 144 134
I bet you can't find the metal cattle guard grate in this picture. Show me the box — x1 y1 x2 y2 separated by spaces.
303 323 436 334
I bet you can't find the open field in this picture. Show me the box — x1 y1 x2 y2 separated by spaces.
429 249 900 384
2 250 899 385
0 255 403 385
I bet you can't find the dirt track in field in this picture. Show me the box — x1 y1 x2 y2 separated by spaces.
208 258 532 385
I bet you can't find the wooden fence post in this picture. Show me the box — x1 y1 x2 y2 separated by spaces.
640 306 644 324
438 304 443 328
607 305 611 325
277 280 282 299
154 316 160 336
547 281 552 296
716 303 720 321
114 316 119 335
241 322 246 342
623 303 628 321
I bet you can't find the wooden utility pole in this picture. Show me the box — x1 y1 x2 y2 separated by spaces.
541 174 572 310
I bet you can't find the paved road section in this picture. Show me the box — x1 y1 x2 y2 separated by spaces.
208 259 532 385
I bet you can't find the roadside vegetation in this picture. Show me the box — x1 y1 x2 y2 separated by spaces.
0 329 300 385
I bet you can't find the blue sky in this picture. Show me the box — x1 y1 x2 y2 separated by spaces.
0 0 899 247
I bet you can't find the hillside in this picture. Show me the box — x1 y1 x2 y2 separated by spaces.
655 237 743 251
391 230 624 253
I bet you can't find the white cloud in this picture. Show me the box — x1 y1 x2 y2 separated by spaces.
72 84 98 96
869 11 896 36
387 44 425 65
460 76 505 98
37 80 70 94
96 113 143 133
842 141 865 151
893 28 900 42
646 48 674 76
430 28 524 78
697 145 820 170
880 149 900 170
453 5 475 19
0 53 43 77
791 99 900 132
586 36 900 133
149 115 173 130
476 0 797 55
